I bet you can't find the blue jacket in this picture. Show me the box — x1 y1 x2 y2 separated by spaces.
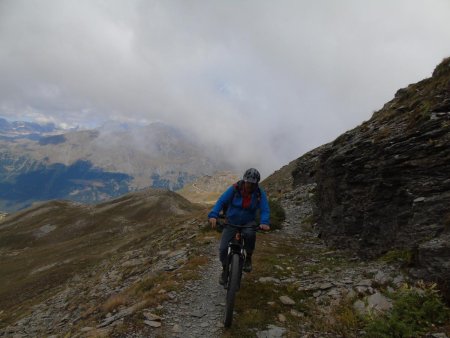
208 184 270 225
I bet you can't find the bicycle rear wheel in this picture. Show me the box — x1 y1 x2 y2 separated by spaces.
224 253 240 328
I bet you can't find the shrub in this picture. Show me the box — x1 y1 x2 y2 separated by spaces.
365 282 449 338
268 199 285 230
380 249 413 265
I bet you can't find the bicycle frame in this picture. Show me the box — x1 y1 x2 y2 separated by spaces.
223 228 246 290
223 223 258 287
222 223 259 327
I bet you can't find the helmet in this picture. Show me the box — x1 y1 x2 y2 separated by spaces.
243 168 261 183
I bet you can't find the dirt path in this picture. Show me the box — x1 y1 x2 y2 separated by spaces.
155 186 316 338
161 242 226 337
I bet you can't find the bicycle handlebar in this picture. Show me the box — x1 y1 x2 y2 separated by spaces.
221 223 267 232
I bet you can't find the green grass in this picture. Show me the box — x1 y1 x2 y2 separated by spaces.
364 282 450 338
254 199 286 230
380 249 413 265
268 199 286 230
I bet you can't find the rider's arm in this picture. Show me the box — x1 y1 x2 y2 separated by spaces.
259 188 270 226
208 185 235 219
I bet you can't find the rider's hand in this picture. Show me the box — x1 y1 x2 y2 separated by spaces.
209 218 217 229
259 224 270 231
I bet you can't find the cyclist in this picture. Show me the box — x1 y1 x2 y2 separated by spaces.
208 168 270 285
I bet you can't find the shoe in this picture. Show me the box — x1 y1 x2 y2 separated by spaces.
243 256 252 272
219 267 226 285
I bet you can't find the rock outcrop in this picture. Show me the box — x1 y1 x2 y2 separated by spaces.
287 57 450 298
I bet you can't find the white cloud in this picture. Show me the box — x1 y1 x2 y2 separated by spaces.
1 0 450 176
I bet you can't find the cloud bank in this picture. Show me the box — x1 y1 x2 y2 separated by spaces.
1 0 450 176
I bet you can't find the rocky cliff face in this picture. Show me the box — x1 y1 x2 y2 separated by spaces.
283 58 450 298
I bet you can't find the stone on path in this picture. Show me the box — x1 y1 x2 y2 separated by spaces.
374 271 391 284
143 312 162 321
367 292 392 313
279 295 296 305
319 282 333 290
256 324 286 338
97 305 137 328
191 310 206 318
353 292 393 316
278 314 286 322
290 309 304 317
259 277 281 284
172 324 182 333
428 333 448 338
144 320 162 328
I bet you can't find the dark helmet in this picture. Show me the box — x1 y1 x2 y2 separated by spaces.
243 168 261 184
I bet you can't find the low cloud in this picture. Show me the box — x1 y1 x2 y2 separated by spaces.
1 0 450 177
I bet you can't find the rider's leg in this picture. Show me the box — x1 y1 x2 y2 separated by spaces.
219 226 237 265
219 226 237 284
242 224 257 272
241 224 257 255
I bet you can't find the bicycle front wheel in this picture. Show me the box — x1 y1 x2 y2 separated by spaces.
224 253 240 328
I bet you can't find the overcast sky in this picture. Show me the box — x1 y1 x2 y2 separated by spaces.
1 0 450 176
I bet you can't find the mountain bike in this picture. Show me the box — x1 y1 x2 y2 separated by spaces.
222 222 259 328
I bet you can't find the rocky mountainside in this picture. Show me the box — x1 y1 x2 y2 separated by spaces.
0 121 231 212
265 57 450 300
0 188 205 332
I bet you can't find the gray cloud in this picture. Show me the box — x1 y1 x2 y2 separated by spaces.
1 0 450 177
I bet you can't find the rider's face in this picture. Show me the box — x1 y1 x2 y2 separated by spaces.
244 181 257 192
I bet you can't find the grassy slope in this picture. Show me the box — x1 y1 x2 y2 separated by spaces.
0 189 204 324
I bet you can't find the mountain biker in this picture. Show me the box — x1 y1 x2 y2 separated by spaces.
208 168 270 285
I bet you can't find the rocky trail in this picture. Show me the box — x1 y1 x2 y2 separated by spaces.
129 184 429 337
161 244 226 337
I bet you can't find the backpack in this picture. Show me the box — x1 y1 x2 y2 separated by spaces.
220 180 261 216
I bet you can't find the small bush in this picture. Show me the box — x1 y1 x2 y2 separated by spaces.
365 282 450 338
380 249 413 265
267 199 285 230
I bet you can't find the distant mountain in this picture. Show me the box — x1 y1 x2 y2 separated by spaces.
177 171 240 204
0 117 60 141
0 121 232 212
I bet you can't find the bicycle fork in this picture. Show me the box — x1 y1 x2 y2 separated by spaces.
224 233 246 290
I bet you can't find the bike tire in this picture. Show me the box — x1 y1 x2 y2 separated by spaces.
224 253 240 328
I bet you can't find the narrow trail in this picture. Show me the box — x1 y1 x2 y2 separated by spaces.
161 241 226 337
156 186 314 337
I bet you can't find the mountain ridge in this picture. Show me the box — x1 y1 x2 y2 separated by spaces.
0 121 232 212
0 188 204 320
